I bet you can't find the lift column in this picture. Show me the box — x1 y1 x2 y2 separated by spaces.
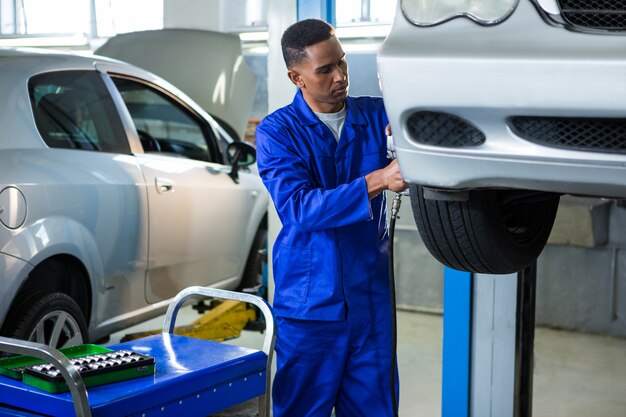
441 263 536 417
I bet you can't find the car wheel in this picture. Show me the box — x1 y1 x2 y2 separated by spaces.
1 292 88 348
238 228 268 291
410 185 560 274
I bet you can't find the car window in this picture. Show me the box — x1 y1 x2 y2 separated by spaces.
29 71 130 154
112 76 217 162
212 120 236 156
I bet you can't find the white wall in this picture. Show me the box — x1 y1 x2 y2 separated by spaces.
163 0 268 32
163 0 222 31
266 0 296 111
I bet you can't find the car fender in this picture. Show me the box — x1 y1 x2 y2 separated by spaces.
0 216 104 321
0 252 34 326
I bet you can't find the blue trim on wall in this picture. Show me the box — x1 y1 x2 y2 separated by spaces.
297 0 336 25
442 267 472 417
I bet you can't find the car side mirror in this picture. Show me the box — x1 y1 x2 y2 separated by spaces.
226 141 256 183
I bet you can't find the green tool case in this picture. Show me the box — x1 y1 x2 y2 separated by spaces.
0 344 110 380
0 345 155 393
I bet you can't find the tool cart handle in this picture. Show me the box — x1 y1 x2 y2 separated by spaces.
162 286 276 417
0 336 92 417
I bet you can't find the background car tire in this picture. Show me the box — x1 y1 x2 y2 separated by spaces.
238 228 268 291
1 291 88 348
410 185 560 274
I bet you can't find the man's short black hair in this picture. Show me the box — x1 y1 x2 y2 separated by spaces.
281 19 335 69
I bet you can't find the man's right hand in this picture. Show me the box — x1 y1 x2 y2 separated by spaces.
365 159 409 199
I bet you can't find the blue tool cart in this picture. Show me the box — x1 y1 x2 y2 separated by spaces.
0 286 275 417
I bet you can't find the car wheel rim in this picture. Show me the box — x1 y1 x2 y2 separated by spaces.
497 191 555 243
28 311 84 348
501 201 533 238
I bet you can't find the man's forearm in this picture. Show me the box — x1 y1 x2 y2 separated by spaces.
365 169 386 199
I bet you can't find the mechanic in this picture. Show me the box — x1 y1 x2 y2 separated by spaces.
255 19 409 417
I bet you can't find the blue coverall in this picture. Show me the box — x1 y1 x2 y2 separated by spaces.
256 90 398 417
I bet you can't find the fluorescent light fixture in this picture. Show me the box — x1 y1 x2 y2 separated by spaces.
238 24 391 44
0 35 88 47
246 46 269 54
239 31 269 42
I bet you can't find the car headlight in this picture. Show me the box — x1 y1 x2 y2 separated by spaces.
401 0 519 26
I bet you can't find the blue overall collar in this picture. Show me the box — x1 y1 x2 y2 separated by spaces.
292 89 367 128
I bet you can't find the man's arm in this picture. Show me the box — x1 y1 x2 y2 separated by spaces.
256 122 373 232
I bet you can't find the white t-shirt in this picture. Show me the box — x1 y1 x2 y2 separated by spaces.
315 105 347 142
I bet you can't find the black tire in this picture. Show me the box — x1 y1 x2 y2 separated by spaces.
410 185 560 274
1 291 88 348
238 228 268 290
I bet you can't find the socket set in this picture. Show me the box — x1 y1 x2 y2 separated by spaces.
21 349 155 393
0 344 111 380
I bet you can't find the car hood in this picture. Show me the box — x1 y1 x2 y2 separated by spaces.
95 28 256 139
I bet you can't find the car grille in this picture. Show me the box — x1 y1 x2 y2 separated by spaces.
557 0 626 30
509 116 626 153
406 111 485 148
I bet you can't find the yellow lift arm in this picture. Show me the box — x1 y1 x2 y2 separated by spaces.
121 300 257 342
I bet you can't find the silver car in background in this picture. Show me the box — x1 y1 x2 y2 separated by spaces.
0 31 268 348
378 0 626 273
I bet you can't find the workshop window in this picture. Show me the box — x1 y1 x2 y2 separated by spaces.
94 0 163 37
112 77 216 163
29 71 129 154
5 0 162 36
18 0 90 35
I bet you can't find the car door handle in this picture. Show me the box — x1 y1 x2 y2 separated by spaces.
155 177 175 194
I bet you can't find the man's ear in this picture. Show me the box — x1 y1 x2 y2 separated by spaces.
288 69 304 88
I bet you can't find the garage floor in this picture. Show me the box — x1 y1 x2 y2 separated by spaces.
108 309 626 416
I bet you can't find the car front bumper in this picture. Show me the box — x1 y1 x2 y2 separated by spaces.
378 0 626 198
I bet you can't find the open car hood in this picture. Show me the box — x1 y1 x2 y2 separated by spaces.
96 28 256 139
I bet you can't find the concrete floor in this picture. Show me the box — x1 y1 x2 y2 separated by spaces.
108 309 626 417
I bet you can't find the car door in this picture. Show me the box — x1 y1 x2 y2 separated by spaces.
108 75 259 303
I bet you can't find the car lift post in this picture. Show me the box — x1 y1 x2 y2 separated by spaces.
441 263 536 417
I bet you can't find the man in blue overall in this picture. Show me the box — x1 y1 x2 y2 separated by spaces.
256 19 408 417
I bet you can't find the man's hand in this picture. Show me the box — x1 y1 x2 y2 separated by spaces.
365 159 409 199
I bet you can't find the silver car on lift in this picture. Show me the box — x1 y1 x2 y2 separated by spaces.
0 30 269 348
378 0 626 273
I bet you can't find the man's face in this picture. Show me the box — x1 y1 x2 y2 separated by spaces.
288 36 349 113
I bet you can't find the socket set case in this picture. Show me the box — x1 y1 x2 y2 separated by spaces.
2 348 155 393
23 349 155 393
0 344 111 380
